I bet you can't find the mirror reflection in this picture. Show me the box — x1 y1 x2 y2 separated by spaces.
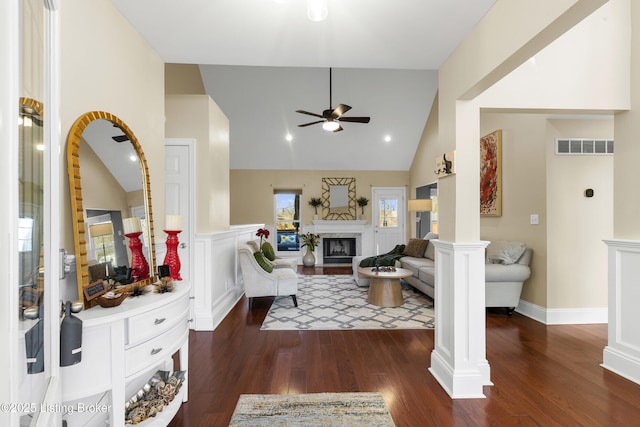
67 113 155 308
321 177 356 220
19 99 44 316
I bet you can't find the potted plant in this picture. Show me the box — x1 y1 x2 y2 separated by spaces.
300 232 320 266
356 196 369 217
256 228 270 246
308 197 323 217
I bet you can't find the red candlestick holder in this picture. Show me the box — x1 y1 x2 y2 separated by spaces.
125 231 149 280
163 230 182 281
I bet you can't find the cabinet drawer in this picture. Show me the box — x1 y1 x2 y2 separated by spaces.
125 309 189 378
127 295 189 345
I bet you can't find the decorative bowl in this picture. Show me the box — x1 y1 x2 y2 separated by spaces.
96 291 129 308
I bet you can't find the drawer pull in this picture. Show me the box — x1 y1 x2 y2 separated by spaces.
154 318 166 325
150 348 162 355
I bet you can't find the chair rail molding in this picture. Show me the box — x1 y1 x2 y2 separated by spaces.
602 239 640 386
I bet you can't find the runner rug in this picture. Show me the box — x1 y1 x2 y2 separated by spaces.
228 392 396 426
261 274 434 330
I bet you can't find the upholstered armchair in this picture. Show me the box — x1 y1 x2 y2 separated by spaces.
238 244 298 307
246 240 297 269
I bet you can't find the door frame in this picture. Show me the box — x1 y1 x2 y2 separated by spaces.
164 138 196 328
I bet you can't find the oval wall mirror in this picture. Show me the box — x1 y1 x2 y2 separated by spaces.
67 112 156 308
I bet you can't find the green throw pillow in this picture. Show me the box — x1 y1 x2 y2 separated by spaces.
262 242 276 261
254 251 274 273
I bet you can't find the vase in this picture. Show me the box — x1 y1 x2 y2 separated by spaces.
303 247 316 267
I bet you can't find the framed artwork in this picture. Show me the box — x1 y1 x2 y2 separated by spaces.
480 130 502 216
321 177 356 220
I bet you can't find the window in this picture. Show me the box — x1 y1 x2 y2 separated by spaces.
274 190 301 251
556 138 614 155
18 217 34 252
378 198 398 227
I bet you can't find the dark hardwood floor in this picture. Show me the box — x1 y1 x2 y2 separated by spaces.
169 266 640 426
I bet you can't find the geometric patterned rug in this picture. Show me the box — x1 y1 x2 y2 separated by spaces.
261 275 434 330
228 392 396 426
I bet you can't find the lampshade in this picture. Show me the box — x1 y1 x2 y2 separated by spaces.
307 0 328 21
408 199 432 212
89 222 113 238
322 120 340 131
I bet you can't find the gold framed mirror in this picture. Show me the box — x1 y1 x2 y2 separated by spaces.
321 177 356 220
67 111 156 308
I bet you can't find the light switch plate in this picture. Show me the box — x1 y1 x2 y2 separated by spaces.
530 214 539 225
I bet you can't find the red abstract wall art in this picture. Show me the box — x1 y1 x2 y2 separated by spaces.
480 130 502 216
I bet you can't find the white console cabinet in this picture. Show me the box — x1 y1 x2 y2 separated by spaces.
61 283 191 426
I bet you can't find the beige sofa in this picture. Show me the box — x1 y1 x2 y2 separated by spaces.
353 236 532 313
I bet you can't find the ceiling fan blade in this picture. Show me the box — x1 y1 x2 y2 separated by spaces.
333 125 344 132
338 116 371 124
332 104 351 117
298 120 325 127
112 135 129 142
296 110 324 119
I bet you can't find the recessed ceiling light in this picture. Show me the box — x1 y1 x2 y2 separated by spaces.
285 134 293 142
129 154 137 162
384 135 392 143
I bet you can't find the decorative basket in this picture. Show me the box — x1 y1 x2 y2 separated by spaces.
96 291 129 308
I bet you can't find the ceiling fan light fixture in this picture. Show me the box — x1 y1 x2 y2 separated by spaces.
322 120 340 131
307 0 328 22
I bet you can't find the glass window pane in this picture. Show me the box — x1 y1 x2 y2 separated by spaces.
275 192 300 251
378 199 398 227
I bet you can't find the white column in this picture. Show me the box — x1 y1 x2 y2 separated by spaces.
601 240 640 385
429 240 491 398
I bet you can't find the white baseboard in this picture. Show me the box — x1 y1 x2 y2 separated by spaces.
515 300 607 325
194 288 243 331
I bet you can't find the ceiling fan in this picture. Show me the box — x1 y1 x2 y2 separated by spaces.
296 68 370 132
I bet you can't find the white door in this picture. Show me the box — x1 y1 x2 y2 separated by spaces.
164 140 195 323
372 187 406 254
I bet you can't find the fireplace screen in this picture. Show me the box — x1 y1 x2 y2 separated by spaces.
323 238 356 264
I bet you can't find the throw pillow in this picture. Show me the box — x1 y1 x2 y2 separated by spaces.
402 238 429 258
486 241 527 265
423 233 438 260
254 251 274 273
246 240 260 253
262 242 276 261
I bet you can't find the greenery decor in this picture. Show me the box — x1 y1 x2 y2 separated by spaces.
308 197 322 215
256 228 270 246
262 242 276 261
356 197 369 214
300 232 321 251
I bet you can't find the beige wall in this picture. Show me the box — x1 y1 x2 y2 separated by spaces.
614 0 640 238
60 0 165 253
546 118 613 308
165 94 230 232
165 64 206 95
230 170 409 229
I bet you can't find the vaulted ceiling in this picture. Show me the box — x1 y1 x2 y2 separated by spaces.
111 0 496 170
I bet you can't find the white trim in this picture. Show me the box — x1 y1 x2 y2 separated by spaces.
515 300 608 325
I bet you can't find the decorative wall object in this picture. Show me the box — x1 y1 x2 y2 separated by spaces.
322 177 356 220
434 150 456 178
480 130 502 216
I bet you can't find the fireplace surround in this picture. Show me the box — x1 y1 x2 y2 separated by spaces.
323 237 356 264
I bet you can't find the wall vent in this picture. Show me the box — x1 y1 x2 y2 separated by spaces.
556 138 614 155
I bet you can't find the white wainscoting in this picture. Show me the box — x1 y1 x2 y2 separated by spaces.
192 224 263 331
602 239 640 386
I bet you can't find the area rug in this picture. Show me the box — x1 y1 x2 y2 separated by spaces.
261 274 434 330
228 392 396 426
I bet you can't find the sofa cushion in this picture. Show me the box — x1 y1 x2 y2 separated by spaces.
486 241 527 265
254 251 274 273
262 242 276 261
400 256 434 278
418 266 435 285
485 263 531 282
403 238 429 258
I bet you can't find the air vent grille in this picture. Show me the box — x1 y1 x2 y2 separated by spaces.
556 138 613 155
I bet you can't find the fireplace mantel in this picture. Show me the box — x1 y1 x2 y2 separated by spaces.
311 220 367 233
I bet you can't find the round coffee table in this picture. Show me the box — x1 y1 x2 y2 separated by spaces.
357 267 413 307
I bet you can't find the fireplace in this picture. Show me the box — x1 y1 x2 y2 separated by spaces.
323 237 356 264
